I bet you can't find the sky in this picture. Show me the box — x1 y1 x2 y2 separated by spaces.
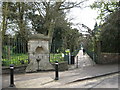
67 0 99 33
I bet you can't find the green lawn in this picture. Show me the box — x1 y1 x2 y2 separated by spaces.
2 53 28 66
2 53 65 66
50 53 64 63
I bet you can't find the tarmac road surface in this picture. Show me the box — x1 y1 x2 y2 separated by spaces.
54 73 119 88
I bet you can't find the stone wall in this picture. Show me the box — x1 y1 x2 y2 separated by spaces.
99 53 119 64
2 65 27 74
2 62 68 74
51 61 68 71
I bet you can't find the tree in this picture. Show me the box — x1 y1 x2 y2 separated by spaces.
90 0 120 53
1 1 87 53
1 2 33 40
51 14 81 53
2 2 9 39
28 1 87 44
100 9 120 53
90 1 119 24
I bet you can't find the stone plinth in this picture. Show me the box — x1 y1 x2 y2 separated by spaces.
26 34 53 72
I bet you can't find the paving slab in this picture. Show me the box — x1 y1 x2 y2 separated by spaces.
15 77 54 88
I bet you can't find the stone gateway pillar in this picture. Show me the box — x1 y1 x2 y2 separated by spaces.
26 34 54 73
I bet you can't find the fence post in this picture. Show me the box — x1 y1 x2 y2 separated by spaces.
55 61 59 80
76 56 78 68
9 64 15 87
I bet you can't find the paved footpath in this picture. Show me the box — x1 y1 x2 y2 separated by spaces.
74 49 96 68
2 50 119 88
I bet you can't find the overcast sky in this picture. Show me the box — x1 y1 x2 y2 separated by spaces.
67 0 99 32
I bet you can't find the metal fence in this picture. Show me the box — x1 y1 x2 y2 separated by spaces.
49 41 81 64
2 36 29 66
49 42 66 63
2 36 80 66
84 49 98 63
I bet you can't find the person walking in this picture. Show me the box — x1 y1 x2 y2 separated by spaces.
83 48 85 55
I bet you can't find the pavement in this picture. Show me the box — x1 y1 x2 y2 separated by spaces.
2 50 119 88
54 73 119 88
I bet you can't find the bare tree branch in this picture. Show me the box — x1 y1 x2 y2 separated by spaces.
59 0 87 10
106 3 114 12
34 2 45 19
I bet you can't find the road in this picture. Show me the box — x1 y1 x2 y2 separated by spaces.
54 73 119 88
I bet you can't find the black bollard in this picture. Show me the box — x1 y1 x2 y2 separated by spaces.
9 64 15 87
55 61 59 80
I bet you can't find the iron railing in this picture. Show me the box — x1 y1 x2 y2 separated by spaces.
84 48 98 63
2 36 28 66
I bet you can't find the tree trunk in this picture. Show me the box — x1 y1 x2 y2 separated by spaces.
2 2 8 39
48 22 55 51
17 2 27 39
